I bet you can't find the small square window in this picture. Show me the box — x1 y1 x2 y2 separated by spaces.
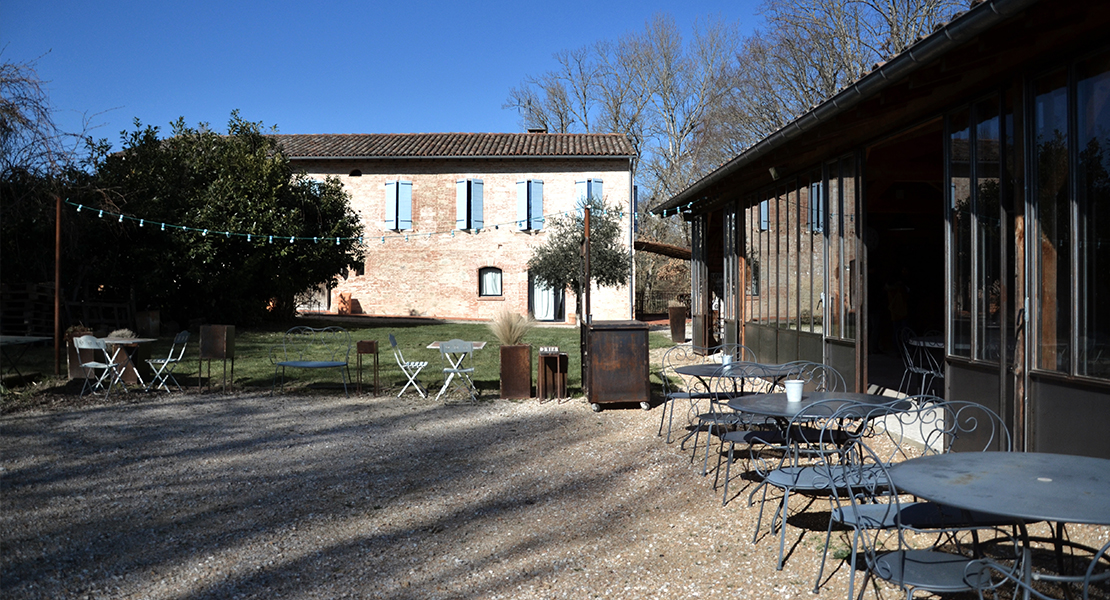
479 267 502 297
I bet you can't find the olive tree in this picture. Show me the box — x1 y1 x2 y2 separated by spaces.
527 195 630 320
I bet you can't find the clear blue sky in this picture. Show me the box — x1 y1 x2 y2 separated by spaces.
4 0 762 150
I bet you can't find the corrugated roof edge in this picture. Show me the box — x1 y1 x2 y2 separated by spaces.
653 0 1037 215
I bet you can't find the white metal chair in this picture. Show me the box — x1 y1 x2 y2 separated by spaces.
389 334 427 398
145 330 190 392
436 339 477 401
73 335 126 398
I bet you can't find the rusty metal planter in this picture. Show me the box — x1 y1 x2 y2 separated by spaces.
500 344 532 399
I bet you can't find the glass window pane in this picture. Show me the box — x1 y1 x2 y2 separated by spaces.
799 180 813 333
950 108 973 357
827 163 841 338
842 157 858 341
479 267 502 296
975 98 1002 362
1034 69 1071 372
786 184 797 331
1077 50 1110 378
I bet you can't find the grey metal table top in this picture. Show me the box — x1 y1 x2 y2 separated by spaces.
889 451 1110 525
726 391 901 419
673 361 795 380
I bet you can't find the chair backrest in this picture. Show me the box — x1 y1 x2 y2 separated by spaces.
167 330 190 360
897 326 919 371
708 343 759 363
781 361 846 392
659 343 697 396
73 334 109 357
439 339 473 358
389 333 411 366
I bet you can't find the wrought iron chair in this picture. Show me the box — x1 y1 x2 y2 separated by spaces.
746 397 872 571
843 431 1022 600
145 330 190 392
814 397 1019 600
389 334 427 398
73 335 126 398
719 361 846 507
686 344 760 474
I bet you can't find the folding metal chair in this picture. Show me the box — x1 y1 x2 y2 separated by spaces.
72 335 126 398
145 330 190 392
389 334 427 398
436 339 477 401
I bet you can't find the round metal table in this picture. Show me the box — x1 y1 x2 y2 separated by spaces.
889 451 1110 525
727 391 903 419
890 451 1110 599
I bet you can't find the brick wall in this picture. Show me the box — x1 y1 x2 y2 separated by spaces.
291 156 633 322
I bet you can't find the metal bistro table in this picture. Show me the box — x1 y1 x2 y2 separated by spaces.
101 337 158 387
889 452 1110 598
674 361 796 395
728 391 902 420
1 335 51 382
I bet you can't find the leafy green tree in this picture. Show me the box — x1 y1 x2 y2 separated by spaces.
75 112 365 325
527 195 630 319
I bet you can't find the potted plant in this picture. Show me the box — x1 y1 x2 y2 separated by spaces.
668 299 687 343
489 310 534 399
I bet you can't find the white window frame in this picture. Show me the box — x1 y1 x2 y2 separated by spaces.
479 266 502 297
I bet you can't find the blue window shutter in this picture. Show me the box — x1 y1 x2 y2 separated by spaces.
385 181 397 230
575 180 587 204
398 181 412 230
471 179 483 230
590 179 603 203
456 180 468 230
516 181 529 230
810 182 823 232
530 180 543 230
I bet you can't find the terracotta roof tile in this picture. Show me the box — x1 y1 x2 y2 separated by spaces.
271 132 636 159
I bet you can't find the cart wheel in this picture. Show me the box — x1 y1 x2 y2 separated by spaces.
591 403 602 412
640 401 651 411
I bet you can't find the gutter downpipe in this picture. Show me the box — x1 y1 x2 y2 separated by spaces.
653 0 1037 215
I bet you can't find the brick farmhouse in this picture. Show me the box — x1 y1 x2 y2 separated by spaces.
273 132 637 323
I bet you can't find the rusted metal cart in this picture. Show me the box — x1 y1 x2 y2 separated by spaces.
584 320 650 412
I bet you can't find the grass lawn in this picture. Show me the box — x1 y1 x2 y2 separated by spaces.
1 317 675 404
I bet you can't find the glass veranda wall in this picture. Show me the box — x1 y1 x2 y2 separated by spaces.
741 159 856 363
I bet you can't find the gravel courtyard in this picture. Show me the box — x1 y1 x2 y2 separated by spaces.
2 389 1107 599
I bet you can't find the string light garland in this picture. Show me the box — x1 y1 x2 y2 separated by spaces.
65 199 647 244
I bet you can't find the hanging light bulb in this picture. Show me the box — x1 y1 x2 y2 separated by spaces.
139 219 144 227
98 210 104 218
